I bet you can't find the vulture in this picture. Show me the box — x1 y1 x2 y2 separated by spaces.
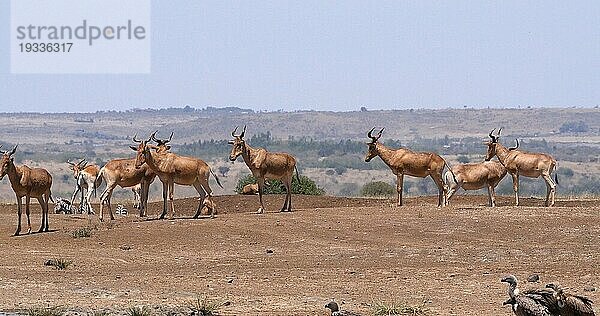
501 275 559 316
325 301 361 316
546 283 595 316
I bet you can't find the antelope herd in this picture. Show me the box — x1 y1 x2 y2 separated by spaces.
0 127 560 235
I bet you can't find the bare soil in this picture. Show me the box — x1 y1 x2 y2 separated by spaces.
0 194 598 315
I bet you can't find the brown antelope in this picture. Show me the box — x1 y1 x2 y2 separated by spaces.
67 158 102 214
131 183 142 209
445 160 507 207
229 126 300 213
132 132 223 219
241 183 259 195
364 128 452 207
97 158 156 221
198 184 216 216
485 128 558 206
0 145 53 235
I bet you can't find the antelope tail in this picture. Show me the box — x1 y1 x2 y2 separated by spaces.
210 168 224 189
295 165 301 183
442 158 457 184
554 161 559 186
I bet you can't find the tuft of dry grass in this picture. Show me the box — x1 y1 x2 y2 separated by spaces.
372 301 433 315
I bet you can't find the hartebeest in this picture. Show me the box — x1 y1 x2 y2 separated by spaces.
364 128 452 207
229 126 300 213
0 145 53 235
485 128 558 206
132 132 223 219
97 158 156 221
67 159 102 214
445 160 507 207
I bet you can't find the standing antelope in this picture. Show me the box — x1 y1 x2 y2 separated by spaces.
97 158 156 222
445 160 507 207
67 158 102 214
0 145 53 235
229 126 300 213
132 132 223 219
364 128 452 207
485 128 558 206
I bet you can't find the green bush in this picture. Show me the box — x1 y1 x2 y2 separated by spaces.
361 181 396 197
235 174 324 195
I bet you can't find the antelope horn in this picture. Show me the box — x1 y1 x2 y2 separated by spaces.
497 127 503 136
240 125 246 138
67 160 75 166
77 158 86 166
367 127 376 139
231 126 239 137
132 133 142 143
377 128 385 139
509 139 519 150
8 144 17 156
167 131 174 143
488 128 496 139
149 130 158 142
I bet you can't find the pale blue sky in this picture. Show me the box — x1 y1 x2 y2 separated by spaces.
1 1 599 112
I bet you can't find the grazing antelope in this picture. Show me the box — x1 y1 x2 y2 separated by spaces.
97 158 156 222
364 128 452 207
132 132 223 219
445 160 507 207
198 184 216 216
241 183 259 195
229 126 300 214
131 183 142 209
67 158 102 214
485 128 558 206
0 145 53 235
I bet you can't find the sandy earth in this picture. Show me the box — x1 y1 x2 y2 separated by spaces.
0 194 598 315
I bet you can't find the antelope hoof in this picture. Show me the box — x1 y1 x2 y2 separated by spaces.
37 227 44 233
27 227 32 234
256 208 264 214
13 230 20 236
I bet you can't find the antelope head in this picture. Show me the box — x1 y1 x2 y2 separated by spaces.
228 125 246 161
0 145 17 180
151 131 173 152
67 158 87 179
364 127 384 162
130 132 157 168
485 128 502 161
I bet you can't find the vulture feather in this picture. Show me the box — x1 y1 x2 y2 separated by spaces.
325 301 362 316
501 275 559 316
546 283 595 316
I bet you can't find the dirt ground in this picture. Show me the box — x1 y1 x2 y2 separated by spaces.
0 194 598 315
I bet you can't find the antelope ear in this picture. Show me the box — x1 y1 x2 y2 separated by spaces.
228 141 234 145
129 146 137 151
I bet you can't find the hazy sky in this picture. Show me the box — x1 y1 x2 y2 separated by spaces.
1 1 599 112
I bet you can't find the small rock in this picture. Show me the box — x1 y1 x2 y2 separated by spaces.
227 278 234 284
223 301 232 306
266 249 274 254
119 245 132 251
584 286 596 292
527 274 540 283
